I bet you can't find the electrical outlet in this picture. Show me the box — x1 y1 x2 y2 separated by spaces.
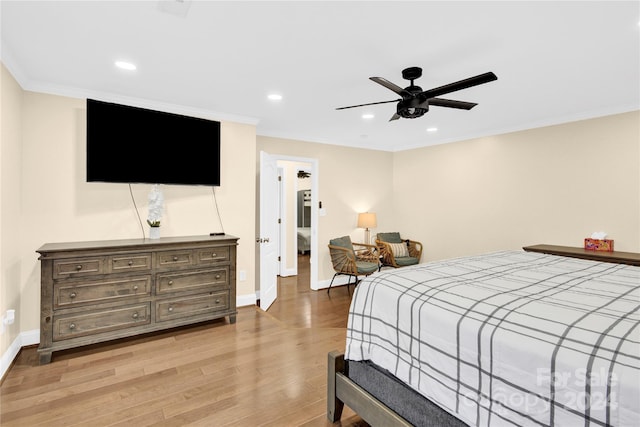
239 270 247 281
6 309 15 325
0 310 15 334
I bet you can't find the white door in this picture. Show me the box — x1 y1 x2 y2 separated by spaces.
259 151 279 311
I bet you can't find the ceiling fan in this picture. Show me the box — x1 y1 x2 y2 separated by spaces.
336 67 498 121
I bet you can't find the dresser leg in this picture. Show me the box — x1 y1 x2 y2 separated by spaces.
229 314 237 324
38 351 52 365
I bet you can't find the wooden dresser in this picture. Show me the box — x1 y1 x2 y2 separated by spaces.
36 235 238 364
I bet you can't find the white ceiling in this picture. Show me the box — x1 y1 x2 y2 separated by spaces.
1 1 638 152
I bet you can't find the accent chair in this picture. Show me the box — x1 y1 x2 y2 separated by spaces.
376 232 423 268
327 235 379 294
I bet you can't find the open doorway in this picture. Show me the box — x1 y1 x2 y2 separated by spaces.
258 152 319 310
277 160 313 281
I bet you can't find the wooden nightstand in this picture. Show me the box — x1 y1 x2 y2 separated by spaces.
523 244 640 267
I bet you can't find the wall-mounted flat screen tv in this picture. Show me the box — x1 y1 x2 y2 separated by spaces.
87 99 221 186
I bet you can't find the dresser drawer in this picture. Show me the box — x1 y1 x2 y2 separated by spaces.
53 257 105 279
53 303 150 341
156 291 229 322
156 268 228 295
156 250 193 268
110 253 152 272
196 246 230 264
54 277 151 308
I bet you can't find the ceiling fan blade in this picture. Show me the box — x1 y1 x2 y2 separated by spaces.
370 77 412 97
389 113 401 121
427 98 478 110
420 72 497 99
336 99 400 110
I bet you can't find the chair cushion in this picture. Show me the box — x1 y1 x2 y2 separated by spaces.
356 261 379 274
388 242 409 258
378 232 403 243
330 235 354 252
394 256 419 266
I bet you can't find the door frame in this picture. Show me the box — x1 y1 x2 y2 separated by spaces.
261 153 319 291
277 166 288 277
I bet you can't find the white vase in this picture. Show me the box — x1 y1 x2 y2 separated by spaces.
149 227 161 239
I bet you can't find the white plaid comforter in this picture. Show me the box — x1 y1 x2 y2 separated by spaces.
345 251 640 427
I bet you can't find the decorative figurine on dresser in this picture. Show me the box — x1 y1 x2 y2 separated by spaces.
36 235 238 364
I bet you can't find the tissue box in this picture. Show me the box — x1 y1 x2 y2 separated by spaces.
584 238 614 252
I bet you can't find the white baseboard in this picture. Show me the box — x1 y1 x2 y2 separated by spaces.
20 329 40 346
237 293 257 307
316 275 354 290
279 267 297 277
1 329 39 380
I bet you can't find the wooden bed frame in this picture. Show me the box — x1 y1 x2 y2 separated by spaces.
327 351 413 426
327 245 640 425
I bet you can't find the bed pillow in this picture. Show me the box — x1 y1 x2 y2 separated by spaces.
388 242 409 258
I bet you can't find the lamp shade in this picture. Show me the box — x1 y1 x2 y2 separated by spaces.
357 212 377 229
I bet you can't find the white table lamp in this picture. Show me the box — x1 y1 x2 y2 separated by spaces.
357 212 377 244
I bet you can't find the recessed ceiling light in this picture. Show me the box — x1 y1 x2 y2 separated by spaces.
115 61 136 71
362 113 374 119
267 93 283 101
427 127 438 132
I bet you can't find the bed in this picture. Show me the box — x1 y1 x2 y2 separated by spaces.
298 227 311 254
328 247 640 426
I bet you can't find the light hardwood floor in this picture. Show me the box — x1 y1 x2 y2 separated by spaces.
0 254 368 426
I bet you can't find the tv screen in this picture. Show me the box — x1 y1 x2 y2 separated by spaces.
87 99 221 186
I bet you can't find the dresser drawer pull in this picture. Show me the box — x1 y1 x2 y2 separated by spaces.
212 253 217 258
69 323 76 330
173 256 178 261
128 260 133 266
168 306 174 312
132 312 139 319
69 292 77 299
76 265 83 271
215 274 221 279
168 280 174 286
215 299 221 304
133 285 139 291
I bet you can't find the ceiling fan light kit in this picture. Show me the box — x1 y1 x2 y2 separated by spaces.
396 99 428 119
337 67 498 121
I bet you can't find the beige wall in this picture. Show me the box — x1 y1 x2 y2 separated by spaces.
2 57 639 370
0 72 257 368
257 136 395 283
393 111 640 261
1 63 24 359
